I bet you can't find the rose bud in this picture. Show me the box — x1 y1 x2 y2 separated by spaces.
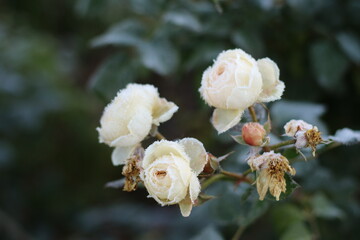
242 122 266 146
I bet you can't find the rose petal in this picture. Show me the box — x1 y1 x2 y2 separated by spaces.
211 108 244 134
178 138 208 175
111 109 152 147
152 98 179 126
111 145 136 166
142 140 190 169
178 194 192 217
257 58 285 102
189 173 201 203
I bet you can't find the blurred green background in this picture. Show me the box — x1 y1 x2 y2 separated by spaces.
1 0 360 239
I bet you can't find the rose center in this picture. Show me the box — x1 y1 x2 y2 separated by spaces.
217 65 225 75
155 170 167 179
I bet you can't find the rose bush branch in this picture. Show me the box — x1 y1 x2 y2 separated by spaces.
248 106 258 122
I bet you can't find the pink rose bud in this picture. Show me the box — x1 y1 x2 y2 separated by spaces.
242 122 266 146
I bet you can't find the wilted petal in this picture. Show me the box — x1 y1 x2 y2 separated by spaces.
178 138 208 175
211 108 244 134
257 170 270 201
179 194 192 217
152 98 179 126
189 173 201 203
111 145 136 166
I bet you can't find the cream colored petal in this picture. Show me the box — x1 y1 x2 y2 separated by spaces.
189 173 201 203
257 170 270 201
152 98 179 126
257 81 285 102
178 193 193 217
110 109 152 147
211 108 244 134
142 140 189 169
111 145 136 166
178 138 208 175
257 58 284 102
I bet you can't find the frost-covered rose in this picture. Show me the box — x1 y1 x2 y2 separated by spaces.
97 84 178 165
141 138 208 217
199 49 263 133
257 58 285 102
284 119 313 137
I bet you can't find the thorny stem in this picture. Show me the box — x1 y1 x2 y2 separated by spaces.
201 173 227 190
248 106 258 122
232 225 246 240
201 169 253 190
264 139 296 151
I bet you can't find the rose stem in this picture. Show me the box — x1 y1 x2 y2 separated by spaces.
201 170 253 190
220 170 253 184
201 174 227 190
231 225 246 240
248 106 258 122
263 139 296 152
154 131 166 140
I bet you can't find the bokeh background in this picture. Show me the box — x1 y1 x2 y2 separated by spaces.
1 0 360 239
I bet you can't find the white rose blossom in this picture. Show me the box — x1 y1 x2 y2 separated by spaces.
199 49 263 133
97 84 178 166
141 138 208 217
199 49 285 134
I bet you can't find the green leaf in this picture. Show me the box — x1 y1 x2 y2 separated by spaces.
138 38 179 75
231 135 247 145
311 193 345 219
280 222 312 240
310 40 349 93
191 225 224 240
231 30 264 57
271 100 328 135
271 204 305 234
206 183 269 225
163 11 202 32
336 32 360 64
89 54 141 101
91 20 145 48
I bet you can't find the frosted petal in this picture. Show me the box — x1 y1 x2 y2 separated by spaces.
178 138 208 175
111 145 136 166
152 98 178 126
211 108 244 134
178 194 192 217
189 173 201 203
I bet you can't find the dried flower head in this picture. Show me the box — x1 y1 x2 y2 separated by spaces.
248 151 296 201
305 127 323 156
122 147 143 192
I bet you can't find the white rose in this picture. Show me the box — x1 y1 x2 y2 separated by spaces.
199 49 263 133
284 119 313 137
97 84 178 166
256 58 285 102
141 138 208 217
